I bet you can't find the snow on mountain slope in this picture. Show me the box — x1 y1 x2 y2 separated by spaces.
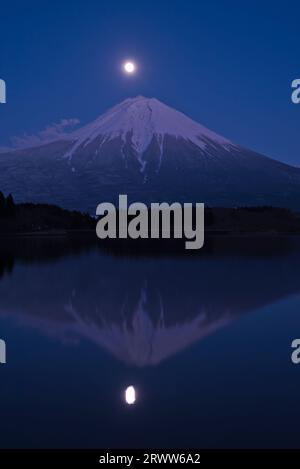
64 96 235 163
1 96 300 211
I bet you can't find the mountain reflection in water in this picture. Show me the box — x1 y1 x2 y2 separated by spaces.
0 236 299 367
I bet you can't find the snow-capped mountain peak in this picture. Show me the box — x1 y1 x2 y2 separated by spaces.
1 95 300 212
64 96 233 159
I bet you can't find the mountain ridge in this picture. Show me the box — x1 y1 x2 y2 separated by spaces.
0 96 300 212
63 96 235 163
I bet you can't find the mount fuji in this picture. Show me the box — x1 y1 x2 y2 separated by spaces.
1 95 300 212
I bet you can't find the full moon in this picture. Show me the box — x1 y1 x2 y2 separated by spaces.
124 385 136 405
123 61 136 74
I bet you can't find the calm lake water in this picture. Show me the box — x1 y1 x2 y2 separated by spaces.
0 236 300 448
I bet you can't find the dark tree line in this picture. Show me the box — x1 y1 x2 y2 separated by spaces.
0 192 16 217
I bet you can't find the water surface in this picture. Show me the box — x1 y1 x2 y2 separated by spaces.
0 236 300 448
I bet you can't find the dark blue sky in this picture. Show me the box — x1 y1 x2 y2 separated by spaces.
0 0 299 165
